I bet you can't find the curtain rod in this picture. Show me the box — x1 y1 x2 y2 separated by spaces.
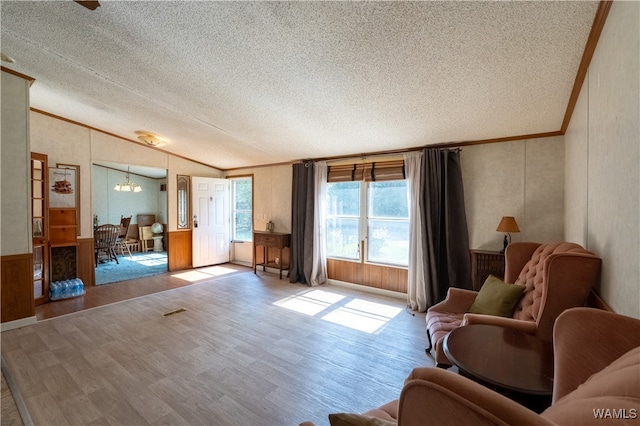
295 145 463 166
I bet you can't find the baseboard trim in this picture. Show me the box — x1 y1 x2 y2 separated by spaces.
1 356 34 426
1 316 37 332
250 269 407 301
328 279 407 300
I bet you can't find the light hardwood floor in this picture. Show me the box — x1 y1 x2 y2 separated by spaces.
3 266 432 426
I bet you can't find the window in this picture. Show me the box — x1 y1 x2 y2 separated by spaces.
326 180 409 266
230 176 252 241
327 181 361 259
367 181 409 265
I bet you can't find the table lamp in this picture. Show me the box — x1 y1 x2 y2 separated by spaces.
496 216 520 253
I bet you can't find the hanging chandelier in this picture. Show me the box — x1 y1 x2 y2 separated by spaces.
113 167 142 192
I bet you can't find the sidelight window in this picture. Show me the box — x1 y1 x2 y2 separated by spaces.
230 176 253 242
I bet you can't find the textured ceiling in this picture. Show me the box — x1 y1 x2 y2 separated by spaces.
1 1 599 170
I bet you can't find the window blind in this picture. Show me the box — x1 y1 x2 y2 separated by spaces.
327 160 405 182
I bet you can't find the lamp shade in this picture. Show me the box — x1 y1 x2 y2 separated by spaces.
496 216 520 233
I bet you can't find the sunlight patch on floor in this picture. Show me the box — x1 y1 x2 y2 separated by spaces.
171 265 240 282
198 265 239 276
322 299 403 334
274 289 402 333
127 253 168 267
171 271 216 282
274 289 345 316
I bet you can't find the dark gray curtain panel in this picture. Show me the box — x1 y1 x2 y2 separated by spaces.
290 161 315 285
421 148 471 306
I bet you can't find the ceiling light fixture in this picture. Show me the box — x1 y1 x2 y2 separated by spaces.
135 131 168 147
114 166 142 192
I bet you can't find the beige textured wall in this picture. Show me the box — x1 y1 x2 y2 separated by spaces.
31 113 93 237
226 164 293 264
463 136 565 251
227 165 293 234
91 165 166 226
1 71 31 256
565 79 590 245
29 111 223 235
565 1 639 317
232 140 565 261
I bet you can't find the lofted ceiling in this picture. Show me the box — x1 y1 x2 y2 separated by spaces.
1 1 600 170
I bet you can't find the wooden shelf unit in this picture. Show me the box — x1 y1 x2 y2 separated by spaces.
49 207 78 284
470 249 505 291
49 208 78 246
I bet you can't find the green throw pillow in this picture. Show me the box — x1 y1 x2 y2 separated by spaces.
328 413 396 426
469 275 525 317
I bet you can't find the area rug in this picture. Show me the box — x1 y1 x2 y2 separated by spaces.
95 251 168 285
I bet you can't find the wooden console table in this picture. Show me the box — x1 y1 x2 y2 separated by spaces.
253 231 291 279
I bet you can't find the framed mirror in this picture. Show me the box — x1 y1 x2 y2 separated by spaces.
177 175 190 229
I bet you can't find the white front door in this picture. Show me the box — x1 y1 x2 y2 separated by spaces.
192 177 230 268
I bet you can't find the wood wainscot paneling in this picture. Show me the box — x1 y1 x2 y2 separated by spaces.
327 258 408 293
1 253 35 322
168 230 192 272
77 237 95 287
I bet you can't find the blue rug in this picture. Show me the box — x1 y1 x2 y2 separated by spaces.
95 251 168 285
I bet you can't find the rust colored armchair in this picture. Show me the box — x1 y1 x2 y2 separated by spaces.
426 242 601 366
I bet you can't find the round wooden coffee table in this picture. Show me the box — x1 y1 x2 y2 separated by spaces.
443 324 553 412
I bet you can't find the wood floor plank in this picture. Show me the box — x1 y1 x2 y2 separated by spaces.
2 267 432 425
56 392 103 426
24 392 68 426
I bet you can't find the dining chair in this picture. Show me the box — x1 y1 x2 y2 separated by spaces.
116 215 134 258
94 224 120 266
139 226 155 252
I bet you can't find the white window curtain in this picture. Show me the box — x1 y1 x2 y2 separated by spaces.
404 152 426 311
311 161 327 286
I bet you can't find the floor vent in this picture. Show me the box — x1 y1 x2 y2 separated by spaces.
163 308 187 317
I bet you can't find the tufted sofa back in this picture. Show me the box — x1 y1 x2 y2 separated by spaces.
508 242 601 341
